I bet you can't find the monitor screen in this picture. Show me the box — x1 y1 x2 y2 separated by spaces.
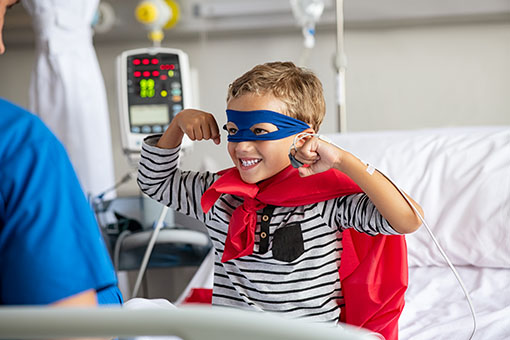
129 104 170 126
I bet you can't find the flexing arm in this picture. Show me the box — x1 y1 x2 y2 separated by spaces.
138 109 222 221
157 109 221 149
295 137 423 234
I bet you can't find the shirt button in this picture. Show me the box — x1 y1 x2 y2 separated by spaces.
261 232 267 239
262 215 269 222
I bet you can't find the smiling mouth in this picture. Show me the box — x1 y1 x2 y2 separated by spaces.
240 158 262 167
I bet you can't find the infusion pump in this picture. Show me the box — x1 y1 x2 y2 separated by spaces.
117 47 192 154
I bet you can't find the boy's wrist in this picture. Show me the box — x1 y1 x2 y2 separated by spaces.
333 151 361 174
156 118 184 149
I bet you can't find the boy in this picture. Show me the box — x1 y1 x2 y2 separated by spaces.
138 62 422 334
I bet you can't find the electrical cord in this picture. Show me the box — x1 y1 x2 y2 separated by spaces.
289 132 477 340
90 169 162 297
131 204 169 298
94 170 136 202
113 229 133 272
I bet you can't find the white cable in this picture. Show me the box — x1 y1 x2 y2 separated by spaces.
114 230 133 272
290 133 477 340
379 171 477 340
131 204 169 298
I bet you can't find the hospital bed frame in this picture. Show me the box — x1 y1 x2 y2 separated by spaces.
0 305 377 340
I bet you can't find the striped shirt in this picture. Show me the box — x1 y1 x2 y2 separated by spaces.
137 135 399 324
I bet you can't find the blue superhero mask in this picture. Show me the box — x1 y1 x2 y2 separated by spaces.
224 109 310 142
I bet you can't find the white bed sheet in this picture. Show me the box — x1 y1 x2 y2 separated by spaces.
399 266 510 340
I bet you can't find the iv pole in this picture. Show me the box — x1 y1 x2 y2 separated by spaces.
334 0 347 133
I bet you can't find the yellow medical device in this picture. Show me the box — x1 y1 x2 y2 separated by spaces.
135 0 181 44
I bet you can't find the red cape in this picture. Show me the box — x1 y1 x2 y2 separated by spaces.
340 229 408 340
193 166 408 340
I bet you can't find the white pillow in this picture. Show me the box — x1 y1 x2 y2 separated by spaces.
326 126 510 268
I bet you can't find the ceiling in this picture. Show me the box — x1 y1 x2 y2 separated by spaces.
3 0 510 45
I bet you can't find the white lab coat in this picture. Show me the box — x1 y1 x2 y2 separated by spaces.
23 0 115 198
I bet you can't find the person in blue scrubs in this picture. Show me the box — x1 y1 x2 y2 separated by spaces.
0 0 122 305
0 100 123 306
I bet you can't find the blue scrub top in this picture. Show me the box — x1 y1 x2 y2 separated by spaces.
0 98 122 305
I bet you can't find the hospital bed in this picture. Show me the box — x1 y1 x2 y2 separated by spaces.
326 126 510 340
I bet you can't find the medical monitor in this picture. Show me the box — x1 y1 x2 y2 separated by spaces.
117 47 192 154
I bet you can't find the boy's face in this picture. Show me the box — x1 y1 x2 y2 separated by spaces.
226 93 309 184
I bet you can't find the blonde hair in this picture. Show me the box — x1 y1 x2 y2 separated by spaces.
227 61 325 132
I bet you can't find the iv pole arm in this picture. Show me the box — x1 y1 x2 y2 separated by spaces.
334 0 347 133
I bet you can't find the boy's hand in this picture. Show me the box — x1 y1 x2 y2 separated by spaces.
294 136 344 177
157 109 220 149
175 109 221 144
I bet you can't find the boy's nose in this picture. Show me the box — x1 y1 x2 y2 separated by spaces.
235 141 254 152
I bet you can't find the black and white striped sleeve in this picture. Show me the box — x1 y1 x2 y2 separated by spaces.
137 135 219 223
322 193 400 235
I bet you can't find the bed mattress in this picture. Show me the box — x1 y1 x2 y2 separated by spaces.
399 266 510 340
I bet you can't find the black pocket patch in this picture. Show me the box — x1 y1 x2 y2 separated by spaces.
272 222 304 262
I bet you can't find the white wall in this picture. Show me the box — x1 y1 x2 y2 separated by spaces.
1 22 509 195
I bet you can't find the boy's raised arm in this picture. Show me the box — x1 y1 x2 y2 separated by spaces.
334 152 423 234
296 136 423 234
157 109 221 149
